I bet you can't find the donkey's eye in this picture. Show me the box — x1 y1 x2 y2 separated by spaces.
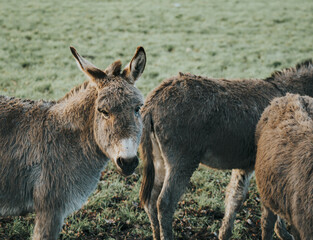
135 106 141 116
98 108 110 118
135 106 141 113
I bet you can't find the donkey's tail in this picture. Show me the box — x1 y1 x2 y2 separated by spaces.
139 112 155 206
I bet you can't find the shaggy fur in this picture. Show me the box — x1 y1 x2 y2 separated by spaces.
255 93 313 240
139 60 313 240
0 46 146 240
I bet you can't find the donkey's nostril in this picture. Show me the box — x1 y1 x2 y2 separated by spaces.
131 156 139 168
117 157 124 168
116 156 139 176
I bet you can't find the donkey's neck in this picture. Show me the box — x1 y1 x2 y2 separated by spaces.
268 77 306 95
51 81 98 130
265 63 313 96
48 81 108 174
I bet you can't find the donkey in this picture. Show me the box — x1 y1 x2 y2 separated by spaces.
0 46 146 240
255 93 313 240
139 60 313 240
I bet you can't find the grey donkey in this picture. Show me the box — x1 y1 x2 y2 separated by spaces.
0 46 146 240
139 60 313 239
256 93 313 240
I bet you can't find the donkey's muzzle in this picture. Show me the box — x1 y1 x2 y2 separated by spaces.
116 156 139 176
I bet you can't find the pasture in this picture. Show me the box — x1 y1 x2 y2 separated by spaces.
0 0 312 239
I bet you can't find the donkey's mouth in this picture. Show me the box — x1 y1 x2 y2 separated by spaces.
116 156 139 176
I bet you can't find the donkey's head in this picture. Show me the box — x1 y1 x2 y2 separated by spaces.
70 46 146 176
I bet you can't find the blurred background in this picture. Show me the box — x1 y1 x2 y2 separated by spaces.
0 0 312 239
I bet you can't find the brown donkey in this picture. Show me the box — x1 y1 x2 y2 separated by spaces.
139 61 313 240
0 46 146 240
255 93 313 240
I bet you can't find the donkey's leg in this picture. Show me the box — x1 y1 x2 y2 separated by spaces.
274 215 294 240
290 226 301 240
33 210 65 240
218 169 253 240
144 138 166 240
157 161 198 240
145 174 165 240
260 206 276 240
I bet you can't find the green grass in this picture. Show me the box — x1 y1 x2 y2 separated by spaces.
1 0 313 239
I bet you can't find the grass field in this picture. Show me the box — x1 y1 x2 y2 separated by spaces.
0 0 313 239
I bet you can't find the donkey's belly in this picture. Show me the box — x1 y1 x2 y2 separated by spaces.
200 149 252 170
0 194 34 216
0 165 36 216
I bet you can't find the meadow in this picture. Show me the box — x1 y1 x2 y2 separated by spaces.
0 0 313 239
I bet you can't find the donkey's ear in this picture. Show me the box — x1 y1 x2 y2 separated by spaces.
70 46 107 83
122 46 146 84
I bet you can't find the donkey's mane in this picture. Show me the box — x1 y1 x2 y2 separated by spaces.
265 59 313 82
106 60 122 77
57 60 124 103
57 81 91 103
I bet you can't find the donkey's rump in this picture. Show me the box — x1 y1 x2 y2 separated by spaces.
0 96 52 216
255 93 313 239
